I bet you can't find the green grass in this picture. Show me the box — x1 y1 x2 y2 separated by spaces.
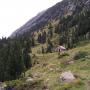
6 40 90 90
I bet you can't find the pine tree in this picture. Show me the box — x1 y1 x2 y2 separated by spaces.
31 37 35 46
48 23 53 38
37 33 42 43
41 46 45 54
46 38 53 53
23 47 32 69
42 31 47 44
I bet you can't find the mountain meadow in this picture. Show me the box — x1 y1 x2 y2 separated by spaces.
0 0 90 90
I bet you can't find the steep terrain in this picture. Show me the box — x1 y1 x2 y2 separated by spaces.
11 0 90 38
6 40 90 90
2 0 90 90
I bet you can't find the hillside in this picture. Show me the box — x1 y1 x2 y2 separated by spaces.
5 40 90 90
11 0 90 38
0 0 90 89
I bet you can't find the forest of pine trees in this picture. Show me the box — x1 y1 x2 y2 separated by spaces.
37 9 90 53
0 36 33 81
55 9 90 49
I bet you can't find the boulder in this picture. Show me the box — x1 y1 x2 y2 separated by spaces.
60 71 75 82
68 61 74 64
33 72 43 78
49 68 54 71
26 77 34 82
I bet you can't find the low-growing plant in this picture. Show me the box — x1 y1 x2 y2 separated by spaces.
74 51 88 60
5 79 23 87
58 52 69 59
58 79 84 90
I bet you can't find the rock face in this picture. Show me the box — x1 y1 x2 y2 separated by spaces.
11 0 90 38
60 71 75 82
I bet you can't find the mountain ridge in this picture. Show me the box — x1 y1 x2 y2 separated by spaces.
11 0 90 38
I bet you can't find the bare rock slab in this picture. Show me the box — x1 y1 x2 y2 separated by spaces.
60 71 75 82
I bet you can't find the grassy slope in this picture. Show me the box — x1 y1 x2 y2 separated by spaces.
24 40 90 90
6 40 90 90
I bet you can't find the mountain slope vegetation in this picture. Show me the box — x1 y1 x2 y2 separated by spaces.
0 0 90 90
11 0 90 38
6 40 90 90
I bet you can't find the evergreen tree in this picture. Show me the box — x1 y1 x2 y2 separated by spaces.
48 23 53 38
31 37 35 46
41 46 45 54
42 31 47 44
37 33 42 43
46 38 53 53
23 48 32 69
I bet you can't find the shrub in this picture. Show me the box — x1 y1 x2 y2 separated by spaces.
60 60 69 68
6 79 24 87
74 51 88 60
59 79 84 90
58 52 69 59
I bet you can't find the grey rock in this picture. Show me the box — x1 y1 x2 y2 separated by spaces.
60 71 75 82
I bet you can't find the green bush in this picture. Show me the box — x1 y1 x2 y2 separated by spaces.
58 79 84 90
74 51 88 60
58 52 69 59
5 79 24 87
